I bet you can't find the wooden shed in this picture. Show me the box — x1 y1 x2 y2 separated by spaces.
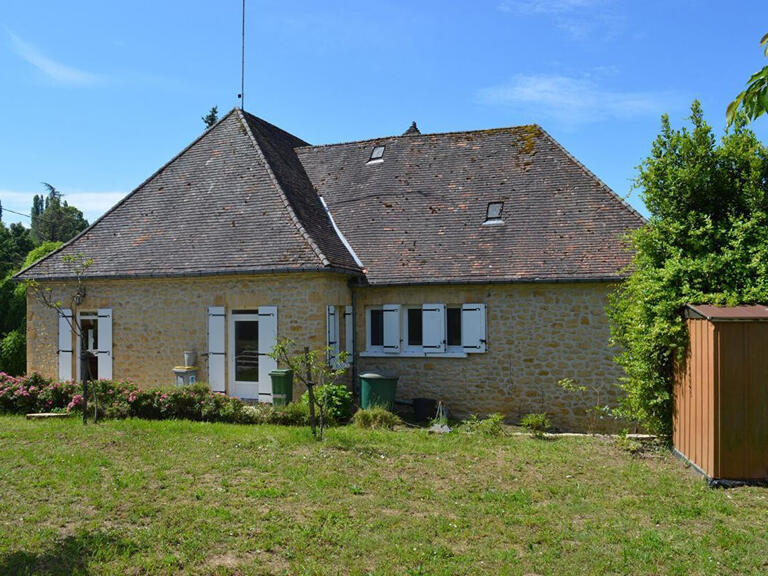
674 304 768 481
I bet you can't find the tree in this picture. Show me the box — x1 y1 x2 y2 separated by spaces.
608 102 768 437
30 183 88 244
202 106 219 128
269 338 349 440
0 241 63 376
727 33 768 125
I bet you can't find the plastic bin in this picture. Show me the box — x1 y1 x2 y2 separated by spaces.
269 369 294 406
360 372 398 411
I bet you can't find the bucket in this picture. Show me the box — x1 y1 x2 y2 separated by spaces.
184 351 197 367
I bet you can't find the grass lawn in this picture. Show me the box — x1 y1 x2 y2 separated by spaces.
1 417 767 575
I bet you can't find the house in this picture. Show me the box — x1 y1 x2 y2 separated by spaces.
17 108 644 429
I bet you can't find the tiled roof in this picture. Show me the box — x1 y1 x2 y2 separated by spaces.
296 125 645 285
17 109 361 280
18 111 644 285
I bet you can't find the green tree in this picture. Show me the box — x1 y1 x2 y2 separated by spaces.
30 183 88 244
0 241 63 375
608 102 768 437
727 33 768 125
0 221 35 279
202 106 219 128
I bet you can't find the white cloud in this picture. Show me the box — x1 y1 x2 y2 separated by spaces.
476 74 675 127
497 0 621 40
1 190 125 226
8 32 103 85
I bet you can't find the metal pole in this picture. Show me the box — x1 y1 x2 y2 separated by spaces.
240 0 245 110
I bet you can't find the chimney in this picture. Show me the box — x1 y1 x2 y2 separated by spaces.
402 121 421 136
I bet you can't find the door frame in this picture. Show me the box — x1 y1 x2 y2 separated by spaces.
228 311 261 399
75 311 99 382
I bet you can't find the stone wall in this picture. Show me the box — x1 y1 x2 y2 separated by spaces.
27 272 352 400
353 282 624 432
27 274 624 431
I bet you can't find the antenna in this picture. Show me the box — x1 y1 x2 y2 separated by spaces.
239 0 245 110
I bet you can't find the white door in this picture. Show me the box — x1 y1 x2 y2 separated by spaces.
228 308 278 401
229 312 261 399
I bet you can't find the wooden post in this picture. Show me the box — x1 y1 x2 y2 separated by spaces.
304 346 317 438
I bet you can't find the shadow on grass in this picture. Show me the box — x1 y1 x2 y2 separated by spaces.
0 530 137 575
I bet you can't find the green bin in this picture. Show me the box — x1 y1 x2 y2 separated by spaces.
360 372 399 411
269 369 294 406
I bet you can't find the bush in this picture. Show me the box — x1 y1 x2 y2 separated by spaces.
460 413 506 437
519 413 550 438
0 329 25 376
300 382 353 424
352 406 401 430
608 104 768 437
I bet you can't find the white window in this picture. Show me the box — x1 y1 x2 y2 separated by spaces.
75 309 112 381
362 302 486 357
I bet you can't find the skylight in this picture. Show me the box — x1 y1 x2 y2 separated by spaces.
369 145 385 162
485 201 504 224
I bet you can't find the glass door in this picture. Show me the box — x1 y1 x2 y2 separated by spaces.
228 313 260 399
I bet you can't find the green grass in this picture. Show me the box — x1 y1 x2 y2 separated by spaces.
0 417 767 575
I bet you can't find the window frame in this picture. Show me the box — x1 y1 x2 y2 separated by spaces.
366 307 385 353
403 306 423 353
368 145 385 163
445 306 463 353
362 302 475 358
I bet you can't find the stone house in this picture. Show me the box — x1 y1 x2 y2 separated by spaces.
17 108 644 429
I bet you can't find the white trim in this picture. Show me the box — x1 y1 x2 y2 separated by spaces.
75 311 99 382
318 196 365 269
360 351 467 359
228 312 261 399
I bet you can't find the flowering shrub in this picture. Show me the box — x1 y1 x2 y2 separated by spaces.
0 373 261 424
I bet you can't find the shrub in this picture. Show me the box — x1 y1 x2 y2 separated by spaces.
608 104 768 437
352 406 401 430
300 382 353 424
460 413 506 437
519 413 550 438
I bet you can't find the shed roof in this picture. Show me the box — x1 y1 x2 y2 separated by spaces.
686 304 768 321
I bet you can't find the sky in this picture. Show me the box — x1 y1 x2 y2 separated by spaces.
1 1 767 226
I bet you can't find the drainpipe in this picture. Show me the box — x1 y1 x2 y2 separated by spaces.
351 288 359 399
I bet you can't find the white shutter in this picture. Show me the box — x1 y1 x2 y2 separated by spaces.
258 306 278 400
422 303 446 354
462 303 487 353
57 309 73 381
326 305 340 367
383 304 401 354
207 306 226 392
344 305 353 366
97 308 113 380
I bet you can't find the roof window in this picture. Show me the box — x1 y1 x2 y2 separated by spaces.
484 202 504 225
368 145 385 163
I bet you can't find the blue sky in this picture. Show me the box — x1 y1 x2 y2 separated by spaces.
1 1 767 226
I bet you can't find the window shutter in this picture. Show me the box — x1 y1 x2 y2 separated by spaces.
462 304 487 353
383 304 401 354
344 305 353 366
258 306 278 400
207 306 226 392
97 308 113 380
422 303 446 353
58 309 73 381
326 305 340 367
